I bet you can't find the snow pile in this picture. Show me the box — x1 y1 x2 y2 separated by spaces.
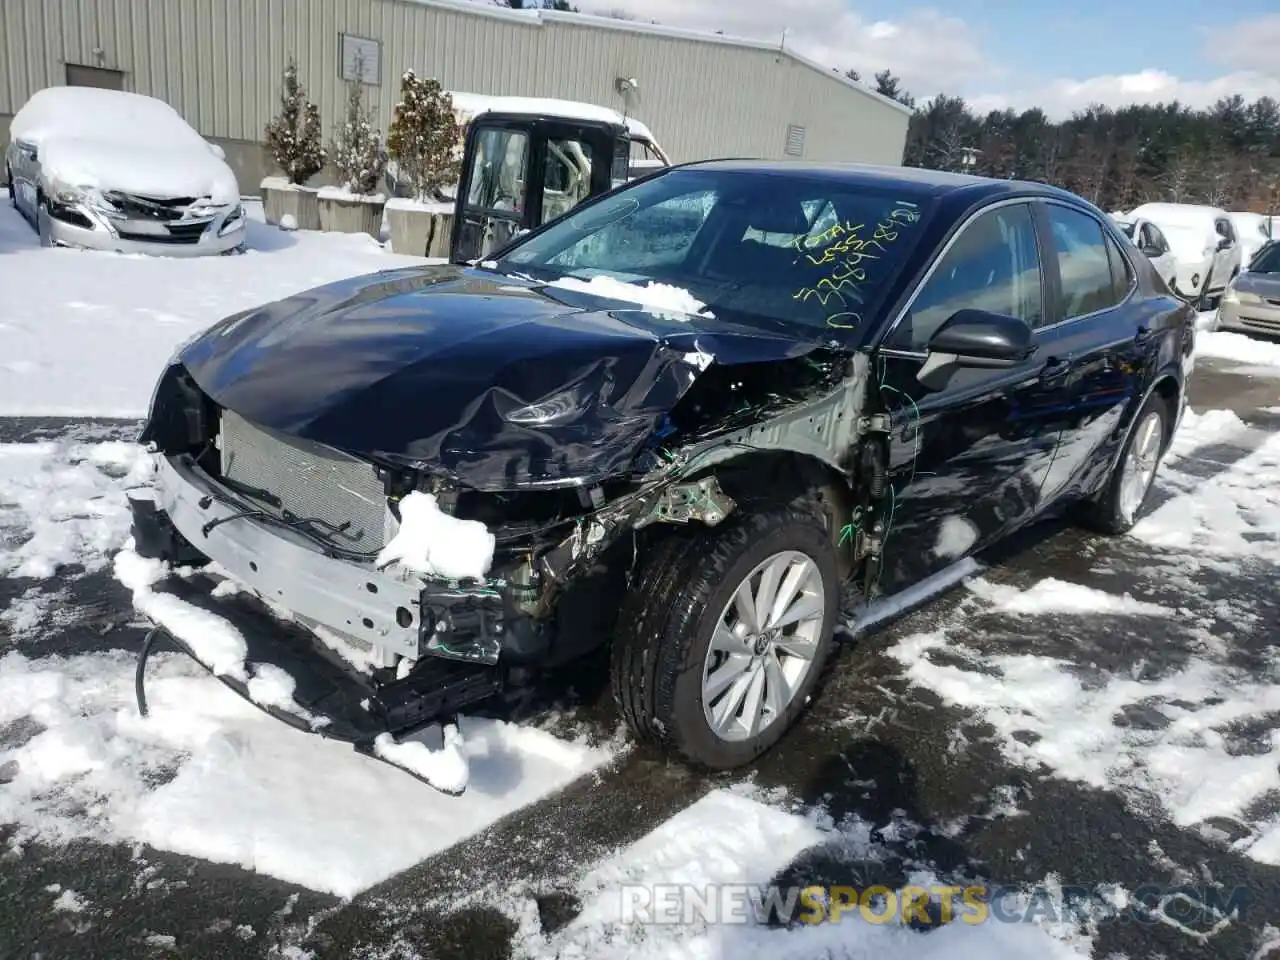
965 576 1172 616
0 436 153 579
376 491 496 581
548 275 715 319
1195 330 1280 368
0 201 432 417
0 640 613 897
113 547 250 680
512 788 1093 959
373 724 470 795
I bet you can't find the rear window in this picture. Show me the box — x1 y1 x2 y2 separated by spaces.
497 168 933 337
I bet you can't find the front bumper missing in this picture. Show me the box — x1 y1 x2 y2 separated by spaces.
127 484 504 795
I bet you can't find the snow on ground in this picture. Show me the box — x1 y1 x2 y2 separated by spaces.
0 422 614 899
888 407 1280 867
0 644 612 898
509 787 1094 959
1195 330 1280 368
0 200 433 417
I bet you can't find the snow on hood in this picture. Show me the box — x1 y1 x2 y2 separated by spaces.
1159 223 1213 262
546 275 714 319
12 86 239 204
41 136 240 205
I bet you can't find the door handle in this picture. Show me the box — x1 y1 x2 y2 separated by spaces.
1039 356 1071 380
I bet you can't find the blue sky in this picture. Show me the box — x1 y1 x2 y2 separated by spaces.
576 0 1280 118
857 0 1276 84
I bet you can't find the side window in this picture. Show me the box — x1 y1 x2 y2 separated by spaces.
539 189 717 272
1138 224 1154 249
887 203 1042 351
466 128 529 214
540 137 595 225
1148 224 1169 254
1046 205 1121 318
1104 232 1134 302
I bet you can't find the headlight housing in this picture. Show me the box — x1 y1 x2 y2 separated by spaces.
50 181 122 218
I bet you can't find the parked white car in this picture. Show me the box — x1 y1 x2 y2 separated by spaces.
1111 215 1178 290
1228 211 1274 265
5 86 243 256
1127 202 1243 305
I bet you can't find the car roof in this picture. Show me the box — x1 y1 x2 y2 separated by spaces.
673 158 1080 203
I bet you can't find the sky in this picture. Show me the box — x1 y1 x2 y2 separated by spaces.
569 0 1280 120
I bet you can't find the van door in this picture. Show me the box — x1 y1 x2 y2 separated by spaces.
452 119 533 263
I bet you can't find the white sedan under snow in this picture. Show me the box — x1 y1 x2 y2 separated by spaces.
5 86 244 256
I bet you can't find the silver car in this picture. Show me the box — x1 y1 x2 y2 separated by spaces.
1215 240 1280 335
5 86 245 257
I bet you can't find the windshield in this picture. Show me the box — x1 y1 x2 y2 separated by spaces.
495 168 932 338
1250 243 1280 273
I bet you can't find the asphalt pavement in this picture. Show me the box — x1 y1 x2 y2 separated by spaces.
1 356 1278 960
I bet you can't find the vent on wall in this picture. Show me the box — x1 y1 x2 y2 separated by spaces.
66 64 124 90
785 124 806 157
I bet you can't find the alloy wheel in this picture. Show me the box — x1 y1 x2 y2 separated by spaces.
701 550 826 742
1118 409 1164 523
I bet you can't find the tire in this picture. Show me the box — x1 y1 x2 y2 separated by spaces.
1080 390 1172 535
610 504 839 770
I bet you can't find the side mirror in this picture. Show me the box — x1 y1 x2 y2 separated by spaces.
1216 236 1231 251
1140 243 1164 258
920 309 1035 381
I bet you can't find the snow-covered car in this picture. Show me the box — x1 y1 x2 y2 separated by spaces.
1112 216 1178 290
5 86 244 256
1214 239 1280 335
1127 202 1242 305
1228 211 1274 265
127 162 1194 794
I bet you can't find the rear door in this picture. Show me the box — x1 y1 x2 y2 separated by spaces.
869 200 1060 595
1033 201 1147 506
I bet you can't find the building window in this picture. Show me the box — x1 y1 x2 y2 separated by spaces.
339 34 381 86
65 64 124 90
785 124 806 157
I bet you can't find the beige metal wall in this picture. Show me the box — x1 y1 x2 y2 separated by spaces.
0 0 910 187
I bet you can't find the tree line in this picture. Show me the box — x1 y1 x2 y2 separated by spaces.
849 68 1280 215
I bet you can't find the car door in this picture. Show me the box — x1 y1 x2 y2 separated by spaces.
1034 201 1148 506
1213 217 1237 282
9 139 39 217
869 200 1060 595
453 120 532 263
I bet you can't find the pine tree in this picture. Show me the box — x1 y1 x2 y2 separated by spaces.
330 60 387 196
265 58 325 185
386 71 461 202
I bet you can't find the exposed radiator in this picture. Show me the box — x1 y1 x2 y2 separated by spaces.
218 409 389 553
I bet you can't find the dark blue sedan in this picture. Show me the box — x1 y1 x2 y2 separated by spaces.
131 159 1197 792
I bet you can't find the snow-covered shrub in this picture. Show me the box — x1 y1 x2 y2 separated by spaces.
386 71 460 202
329 61 387 196
265 58 325 185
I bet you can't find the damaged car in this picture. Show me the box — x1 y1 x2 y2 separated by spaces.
127 160 1196 794
6 86 243 256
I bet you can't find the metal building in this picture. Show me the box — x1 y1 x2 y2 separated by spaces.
0 0 911 191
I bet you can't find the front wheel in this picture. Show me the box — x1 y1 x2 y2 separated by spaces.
610 505 839 770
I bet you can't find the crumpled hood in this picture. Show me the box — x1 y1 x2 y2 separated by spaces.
176 265 828 488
